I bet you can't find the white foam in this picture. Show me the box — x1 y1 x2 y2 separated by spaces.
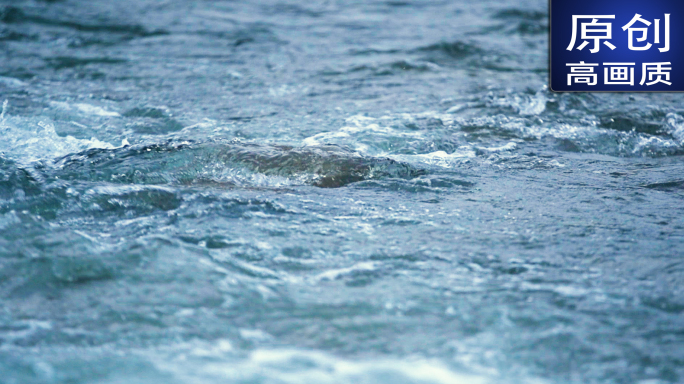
0 113 116 163
302 112 457 160
0 76 27 88
314 261 377 282
50 101 121 117
632 135 679 155
392 148 476 168
666 112 684 144
0 210 21 230
1 99 7 120
516 88 547 116
475 142 518 153
153 345 491 384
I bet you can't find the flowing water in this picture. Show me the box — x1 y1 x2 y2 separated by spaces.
0 0 683 383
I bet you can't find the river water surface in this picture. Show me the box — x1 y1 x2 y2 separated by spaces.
0 1 683 383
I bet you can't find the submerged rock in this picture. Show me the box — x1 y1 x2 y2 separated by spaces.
53 141 426 188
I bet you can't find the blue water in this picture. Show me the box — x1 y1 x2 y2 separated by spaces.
0 1 683 383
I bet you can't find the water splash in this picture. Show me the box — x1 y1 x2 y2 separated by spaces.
1 100 7 121
0 115 115 164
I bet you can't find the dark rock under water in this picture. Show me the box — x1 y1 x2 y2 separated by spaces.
51 141 424 188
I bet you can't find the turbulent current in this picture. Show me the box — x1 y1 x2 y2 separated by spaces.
0 0 683 383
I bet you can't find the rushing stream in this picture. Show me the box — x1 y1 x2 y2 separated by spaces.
0 0 683 383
